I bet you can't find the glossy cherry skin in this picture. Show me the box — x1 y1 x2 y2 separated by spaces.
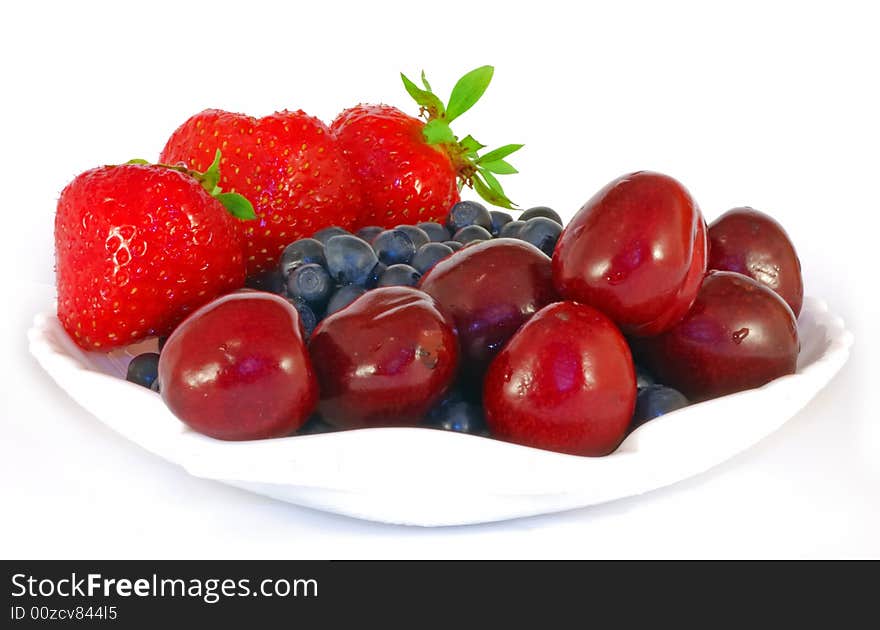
308 286 459 429
158 292 318 440
553 171 707 337
708 207 803 317
418 239 557 376
484 301 636 457
634 271 799 401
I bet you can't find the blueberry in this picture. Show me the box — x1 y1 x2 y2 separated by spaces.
417 222 450 243
635 364 655 389
279 238 326 278
150 378 161 393
453 224 493 244
324 235 379 286
410 242 454 275
425 399 488 435
446 200 493 233
312 226 351 245
377 264 422 287
356 225 384 242
428 387 469 413
372 229 416 265
288 297 318 339
521 206 563 225
394 224 430 250
489 210 514 237
443 240 463 252
518 217 563 256
631 385 689 429
325 284 366 316
126 352 160 389
285 263 333 311
365 261 387 288
297 414 337 435
498 220 525 239
245 269 284 293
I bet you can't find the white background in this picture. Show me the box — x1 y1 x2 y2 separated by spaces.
1 0 878 558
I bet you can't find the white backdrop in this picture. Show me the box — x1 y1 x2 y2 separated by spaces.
1 0 877 558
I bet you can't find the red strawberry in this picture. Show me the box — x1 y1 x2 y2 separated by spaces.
55 155 251 350
331 66 522 227
160 109 362 274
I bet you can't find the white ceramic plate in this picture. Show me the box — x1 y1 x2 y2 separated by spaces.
27 296 852 526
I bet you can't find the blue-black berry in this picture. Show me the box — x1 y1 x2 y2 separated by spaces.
312 226 351 245
126 352 160 389
453 224 493 245
394 225 430 250
325 284 366 316
518 217 562 256
279 238 326 278
372 229 417 265
446 200 493 233
355 225 384 242
377 264 422 287
417 222 451 243
297 414 337 435
365 262 387 289
285 263 333 311
425 399 488 435
288 297 318 339
489 210 514 236
443 240 463 252
498 220 525 239
631 385 689 429
521 206 563 225
324 235 379 286
410 242 454 275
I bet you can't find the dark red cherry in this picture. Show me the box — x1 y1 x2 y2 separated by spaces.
634 271 799 401
553 171 707 337
708 207 803 317
418 238 557 377
483 301 636 456
308 286 459 429
158 292 318 440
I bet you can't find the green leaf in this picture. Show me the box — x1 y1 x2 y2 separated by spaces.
200 149 223 195
445 65 494 122
472 175 514 210
479 159 518 175
420 70 433 92
215 192 256 220
125 158 150 165
477 143 524 164
401 73 445 118
473 170 517 210
422 119 456 145
479 169 504 193
459 134 485 156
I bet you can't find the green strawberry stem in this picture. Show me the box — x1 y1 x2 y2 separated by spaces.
126 151 256 220
401 65 523 210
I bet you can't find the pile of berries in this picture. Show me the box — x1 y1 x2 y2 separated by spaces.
125 200 573 437
238 201 565 339
54 66 803 458
125 177 800 457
